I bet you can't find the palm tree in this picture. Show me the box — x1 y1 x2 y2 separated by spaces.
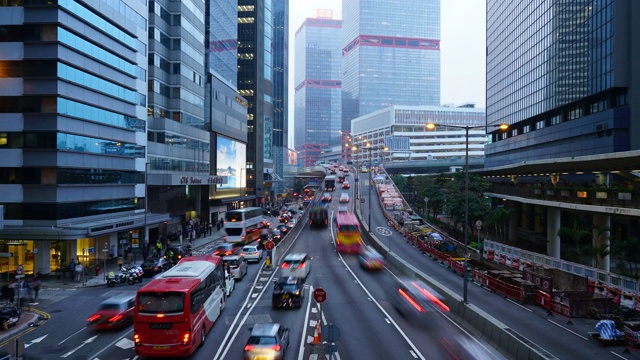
486 206 513 241
612 236 640 280
557 219 591 264
585 225 610 269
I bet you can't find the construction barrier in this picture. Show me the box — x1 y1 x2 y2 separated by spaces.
624 331 640 353
535 290 551 310
488 276 525 303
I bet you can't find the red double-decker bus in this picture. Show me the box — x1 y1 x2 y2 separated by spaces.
335 211 362 253
133 255 226 357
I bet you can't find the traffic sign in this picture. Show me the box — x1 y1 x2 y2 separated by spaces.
313 287 327 303
265 240 275 251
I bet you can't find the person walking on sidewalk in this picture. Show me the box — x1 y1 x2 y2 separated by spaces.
58 260 67 279
68 259 76 279
31 277 41 302
75 261 83 282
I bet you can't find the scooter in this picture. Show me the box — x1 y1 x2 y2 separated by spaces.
106 271 135 287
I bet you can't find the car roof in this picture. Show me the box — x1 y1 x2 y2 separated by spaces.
243 245 259 249
250 323 282 337
283 253 307 261
101 293 135 304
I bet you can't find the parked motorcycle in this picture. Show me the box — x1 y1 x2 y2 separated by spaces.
124 265 144 283
106 271 135 287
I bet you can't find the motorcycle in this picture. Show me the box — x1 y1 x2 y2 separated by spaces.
124 265 144 283
106 270 135 287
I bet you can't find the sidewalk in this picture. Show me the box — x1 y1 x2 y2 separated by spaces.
41 228 228 289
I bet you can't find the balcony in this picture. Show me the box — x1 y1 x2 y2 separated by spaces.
488 183 640 209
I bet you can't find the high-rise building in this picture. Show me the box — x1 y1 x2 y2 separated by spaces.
147 1 217 239
270 0 289 200
206 0 250 218
0 0 150 274
294 12 342 149
341 0 441 130
238 0 272 205
485 0 635 166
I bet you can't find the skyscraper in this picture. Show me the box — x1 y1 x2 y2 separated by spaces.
271 0 289 198
0 0 149 273
294 12 342 149
341 0 441 130
485 0 635 166
238 0 272 205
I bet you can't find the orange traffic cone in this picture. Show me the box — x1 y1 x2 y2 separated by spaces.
312 320 321 345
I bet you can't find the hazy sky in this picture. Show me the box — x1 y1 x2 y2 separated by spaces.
287 0 487 145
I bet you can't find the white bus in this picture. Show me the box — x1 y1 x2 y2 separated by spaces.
223 207 264 245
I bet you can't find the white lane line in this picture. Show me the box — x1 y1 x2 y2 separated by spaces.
298 285 315 360
88 329 133 360
546 319 589 340
505 298 532 312
58 327 87 345
409 350 419 358
609 350 628 359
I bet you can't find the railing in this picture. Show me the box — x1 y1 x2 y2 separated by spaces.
489 183 640 209
484 239 640 295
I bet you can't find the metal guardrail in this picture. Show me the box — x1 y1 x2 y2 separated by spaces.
484 240 640 295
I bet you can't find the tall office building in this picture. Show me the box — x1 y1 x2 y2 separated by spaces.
148 1 220 238
341 0 441 131
294 12 342 150
0 0 149 274
270 0 289 199
485 0 637 166
238 0 272 205
206 0 250 218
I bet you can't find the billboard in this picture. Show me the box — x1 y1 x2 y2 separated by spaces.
288 150 297 165
216 135 247 189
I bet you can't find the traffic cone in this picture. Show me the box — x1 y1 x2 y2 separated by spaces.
312 320 321 345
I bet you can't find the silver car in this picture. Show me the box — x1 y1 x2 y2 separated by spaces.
243 323 289 360
223 255 248 280
241 245 263 263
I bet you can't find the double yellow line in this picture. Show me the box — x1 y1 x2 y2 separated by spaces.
0 307 51 347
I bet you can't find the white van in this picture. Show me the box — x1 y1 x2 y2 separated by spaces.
281 253 310 279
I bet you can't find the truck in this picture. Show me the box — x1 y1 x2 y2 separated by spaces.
324 175 336 191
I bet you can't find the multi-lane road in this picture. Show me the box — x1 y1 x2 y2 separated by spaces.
5 169 640 359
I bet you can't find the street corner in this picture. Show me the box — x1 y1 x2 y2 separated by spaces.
0 310 41 347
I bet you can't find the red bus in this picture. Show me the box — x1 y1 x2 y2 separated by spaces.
133 255 226 357
335 212 362 253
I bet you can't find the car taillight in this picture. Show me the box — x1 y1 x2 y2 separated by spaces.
244 344 255 351
240 252 245 256
271 344 281 351
242 235 245 240
87 314 100 322
109 314 123 322
223 235 227 240
281 263 290 269
134 332 141 346
299 262 306 268
398 288 425 313
182 331 190 345
153 266 158 270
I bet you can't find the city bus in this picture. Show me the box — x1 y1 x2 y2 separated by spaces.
324 175 336 191
335 211 362 253
133 255 226 357
309 205 329 228
223 207 263 245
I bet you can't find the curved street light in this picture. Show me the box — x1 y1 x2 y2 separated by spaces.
425 122 508 304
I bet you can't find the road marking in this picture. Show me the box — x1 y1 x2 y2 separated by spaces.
375 227 392 237
409 350 419 358
505 298 532 312
24 334 47 348
115 337 134 349
546 319 589 340
61 334 98 358
609 350 628 359
58 327 87 345
87 329 133 360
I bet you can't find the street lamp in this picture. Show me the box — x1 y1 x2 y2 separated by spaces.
143 161 150 264
425 122 508 304
365 143 374 230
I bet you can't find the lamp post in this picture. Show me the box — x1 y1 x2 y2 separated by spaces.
426 122 508 304
366 143 373 230
352 146 359 201
143 161 149 264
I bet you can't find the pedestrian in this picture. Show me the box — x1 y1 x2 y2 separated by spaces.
117 256 124 270
31 277 41 302
68 259 76 278
58 260 67 279
75 261 83 282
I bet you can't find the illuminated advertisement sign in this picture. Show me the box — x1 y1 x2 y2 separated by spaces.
216 135 247 189
288 150 297 165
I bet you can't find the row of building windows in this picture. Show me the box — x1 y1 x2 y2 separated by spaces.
102 0 146 31
60 28 136 77
148 131 210 152
148 157 209 174
0 132 145 158
59 98 145 132
59 63 136 103
3 198 142 221
60 0 136 49
0 167 143 185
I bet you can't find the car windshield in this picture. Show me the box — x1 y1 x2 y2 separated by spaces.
275 283 299 292
243 247 256 252
246 336 277 345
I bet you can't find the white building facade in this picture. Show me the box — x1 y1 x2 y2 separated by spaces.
351 105 486 165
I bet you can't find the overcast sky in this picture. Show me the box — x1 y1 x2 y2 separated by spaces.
287 0 486 145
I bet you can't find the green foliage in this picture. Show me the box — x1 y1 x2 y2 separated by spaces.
391 175 407 193
612 236 640 279
557 219 591 264
485 206 513 241
443 172 491 232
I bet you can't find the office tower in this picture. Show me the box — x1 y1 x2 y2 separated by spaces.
206 0 250 217
341 0 441 131
148 0 215 237
271 0 289 199
238 0 271 205
0 0 149 273
485 0 635 166
294 12 342 152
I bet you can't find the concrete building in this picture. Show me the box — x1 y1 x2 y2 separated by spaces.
341 0 440 130
351 105 486 167
483 1 640 272
0 0 151 274
293 12 342 149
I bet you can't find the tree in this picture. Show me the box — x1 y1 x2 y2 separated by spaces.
486 206 513 241
444 172 492 237
612 236 640 279
557 219 591 264
415 176 446 220
585 225 610 269
391 174 407 193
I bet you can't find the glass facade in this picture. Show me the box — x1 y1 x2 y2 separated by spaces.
294 18 342 148
271 0 288 195
206 0 238 86
341 0 441 131
485 0 634 167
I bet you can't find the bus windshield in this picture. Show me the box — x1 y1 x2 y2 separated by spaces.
225 212 243 222
137 292 185 314
338 224 359 232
